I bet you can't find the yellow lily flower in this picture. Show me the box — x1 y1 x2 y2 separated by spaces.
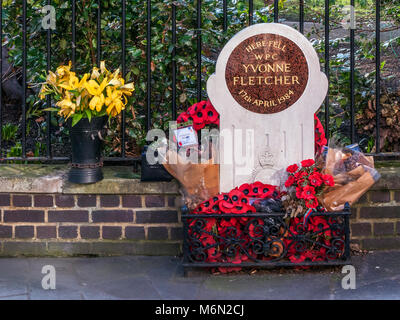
105 86 125 117
119 82 135 96
85 78 108 96
100 61 109 74
56 92 76 119
89 94 105 112
56 61 72 83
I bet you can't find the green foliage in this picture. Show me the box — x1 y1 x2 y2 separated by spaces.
7 142 22 158
1 0 400 156
1 123 18 142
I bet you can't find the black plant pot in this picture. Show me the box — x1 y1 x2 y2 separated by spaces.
68 116 107 184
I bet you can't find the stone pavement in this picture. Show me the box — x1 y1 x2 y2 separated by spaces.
0 250 399 300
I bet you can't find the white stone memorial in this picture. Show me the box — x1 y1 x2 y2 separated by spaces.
207 23 328 192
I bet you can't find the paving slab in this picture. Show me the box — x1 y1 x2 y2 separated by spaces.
0 252 397 300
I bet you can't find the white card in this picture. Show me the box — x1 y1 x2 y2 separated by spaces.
174 126 198 148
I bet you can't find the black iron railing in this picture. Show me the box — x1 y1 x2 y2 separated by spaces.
182 204 351 269
0 1 388 162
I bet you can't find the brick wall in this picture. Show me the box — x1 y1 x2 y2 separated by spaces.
348 165 400 251
0 164 399 256
0 193 182 256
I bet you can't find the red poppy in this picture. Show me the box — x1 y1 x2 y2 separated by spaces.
285 175 295 188
301 185 316 200
294 170 307 182
177 112 189 123
286 164 299 173
289 254 306 264
309 172 323 187
193 121 206 131
305 196 319 209
187 103 198 116
322 174 335 187
259 184 275 198
218 199 234 212
249 181 264 197
301 159 315 168
192 109 206 124
309 216 329 232
204 101 219 123
229 189 244 205
231 205 248 214
238 183 251 196
314 114 327 155
296 186 303 199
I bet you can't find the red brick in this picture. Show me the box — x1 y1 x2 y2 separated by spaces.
92 210 133 222
59 226 77 239
102 226 122 239
48 210 88 222
0 194 10 206
369 191 390 203
122 195 141 208
34 195 53 207
15 226 34 239
36 226 57 239
362 237 400 250
77 195 97 207
145 195 165 208
136 210 178 223
350 223 371 237
4 210 44 222
55 195 75 207
359 207 400 219
0 226 12 238
100 195 120 207
170 227 183 240
374 222 394 236
12 195 32 207
125 226 145 240
357 193 368 204
167 196 178 207
148 227 168 240
80 226 100 239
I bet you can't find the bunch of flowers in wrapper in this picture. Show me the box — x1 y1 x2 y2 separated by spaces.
177 100 219 131
284 159 334 213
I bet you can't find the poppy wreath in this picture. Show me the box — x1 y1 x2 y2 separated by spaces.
189 181 280 273
188 179 342 273
284 159 334 210
283 215 344 268
314 114 327 155
177 100 219 131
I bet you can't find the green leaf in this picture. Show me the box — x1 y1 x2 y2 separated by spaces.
85 109 92 122
71 113 83 127
43 107 59 112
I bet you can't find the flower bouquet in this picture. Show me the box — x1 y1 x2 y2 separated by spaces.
283 159 334 217
162 100 220 209
39 61 135 183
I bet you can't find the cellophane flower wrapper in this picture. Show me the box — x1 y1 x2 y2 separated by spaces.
321 142 381 211
161 145 219 210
